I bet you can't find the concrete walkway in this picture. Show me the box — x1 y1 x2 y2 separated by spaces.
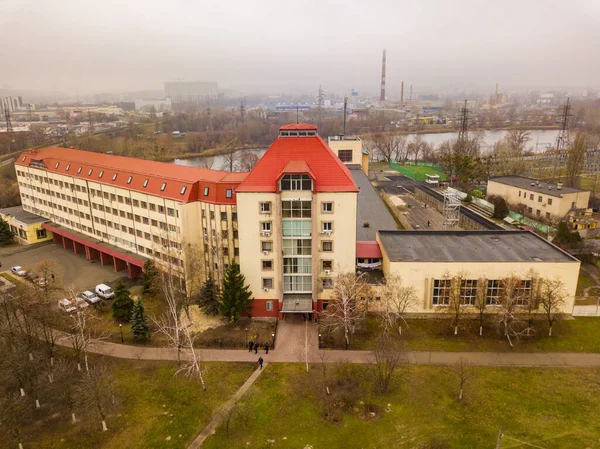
187 363 267 449
56 336 600 368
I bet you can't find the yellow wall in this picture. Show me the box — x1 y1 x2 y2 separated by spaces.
2 216 52 245
487 180 590 219
328 138 364 165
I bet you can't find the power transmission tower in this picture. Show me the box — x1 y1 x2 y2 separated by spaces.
206 102 212 132
240 99 246 125
457 99 469 145
4 107 13 134
88 109 94 136
27 104 33 122
551 97 571 181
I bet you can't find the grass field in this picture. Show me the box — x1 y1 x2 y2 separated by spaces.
14 359 255 449
203 363 600 449
390 162 448 181
321 315 600 353
576 267 597 296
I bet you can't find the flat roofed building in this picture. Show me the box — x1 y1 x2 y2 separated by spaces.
327 135 369 175
487 176 590 220
0 205 52 245
164 81 219 103
375 230 580 313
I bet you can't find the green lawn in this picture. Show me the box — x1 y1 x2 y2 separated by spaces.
17 359 255 449
204 363 600 449
576 268 597 296
321 315 600 352
391 163 448 180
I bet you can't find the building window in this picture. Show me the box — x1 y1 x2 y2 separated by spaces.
538 195 542 203
261 222 272 233
432 279 451 305
282 200 311 219
226 189 233 198
322 278 333 289
322 202 333 213
180 186 187 195
161 182 167 191
149 203 156 211
158 205 164 213
55 162 60 169
262 260 273 270
127 176 132 184
210 211 214 220
518 190 521 197
527 207 532 214
260 202 271 213
204 187 209 196
143 179 149 187
546 212 551 219
322 260 333 272
536 209 540 216
460 280 478 305
262 278 273 289
322 222 332 232
486 280 502 305
168 208 175 216
515 280 532 306
36 229 47 239
232 212 237 221
65 164 70 171
280 174 312 191
548 198 553 205
221 212 227 221
88 169 93 176
266 300 273 312
261 241 272 252
338 150 353 162
322 241 333 252
529 194 534 200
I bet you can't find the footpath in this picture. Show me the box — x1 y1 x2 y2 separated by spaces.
57 337 600 368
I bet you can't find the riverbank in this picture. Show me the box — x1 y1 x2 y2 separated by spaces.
359 124 561 139
164 144 267 163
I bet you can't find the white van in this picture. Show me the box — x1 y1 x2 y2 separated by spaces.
95 283 115 299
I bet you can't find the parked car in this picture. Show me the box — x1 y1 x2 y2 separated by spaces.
34 277 49 288
11 266 27 276
80 290 101 305
95 283 115 299
58 298 77 313
25 272 38 282
73 297 89 309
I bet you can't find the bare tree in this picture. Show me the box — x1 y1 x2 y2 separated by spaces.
373 333 407 394
75 363 119 432
437 271 470 335
199 156 215 169
452 357 474 401
152 273 185 364
505 129 531 155
370 132 406 162
321 272 371 349
495 276 535 347
176 322 207 391
238 150 260 171
474 277 488 336
376 275 417 336
538 277 567 337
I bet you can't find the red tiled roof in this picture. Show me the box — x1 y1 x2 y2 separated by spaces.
236 132 358 193
356 241 383 259
279 123 318 131
15 147 248 204
277 160 315 180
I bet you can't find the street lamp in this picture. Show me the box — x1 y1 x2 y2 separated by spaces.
318 333 322 349
119 323 124 343
245 328 248 345
271 332 275 350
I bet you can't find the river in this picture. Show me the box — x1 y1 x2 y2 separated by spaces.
173 129 559 170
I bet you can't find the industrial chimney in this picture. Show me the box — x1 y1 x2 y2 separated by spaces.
380 49 386 103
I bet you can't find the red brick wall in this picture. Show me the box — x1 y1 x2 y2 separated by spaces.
244 299 280 318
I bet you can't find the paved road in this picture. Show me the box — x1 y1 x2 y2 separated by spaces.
55 334 600 368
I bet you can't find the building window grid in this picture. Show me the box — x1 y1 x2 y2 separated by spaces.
460 280 478 305
280 174 312 191
432 279 451 305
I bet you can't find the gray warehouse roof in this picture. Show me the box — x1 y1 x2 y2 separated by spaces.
378 230 577 263
489 176 587 197
0 206 48 225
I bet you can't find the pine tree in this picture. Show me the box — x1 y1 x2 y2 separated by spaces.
112 280 134 322
0 219 14 246
219 262 253 323
197 277 220 316
142 260 159 295
130 299 150 342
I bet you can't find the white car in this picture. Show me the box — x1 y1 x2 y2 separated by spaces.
95 283 115 299
73 297 89 309
11 266 27 276
58 298 77 314
80 290 101 305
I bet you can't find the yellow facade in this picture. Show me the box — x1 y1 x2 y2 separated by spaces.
0 212 52 245
328 137 369 175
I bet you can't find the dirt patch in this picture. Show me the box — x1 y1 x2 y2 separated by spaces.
181 305 226 333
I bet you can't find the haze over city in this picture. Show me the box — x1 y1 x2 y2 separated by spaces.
2 0 600 95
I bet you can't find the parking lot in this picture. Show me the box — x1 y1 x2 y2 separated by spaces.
0 242 138 293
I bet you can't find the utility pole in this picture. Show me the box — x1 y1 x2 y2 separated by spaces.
296 103 299 124
342 97 348 136
551 97 571 181
400 81 404 108
457 99 469 151
317 85 324 127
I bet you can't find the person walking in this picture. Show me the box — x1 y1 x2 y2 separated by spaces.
265 342 269 354
258 357 264 370
248 340 253 352
427 220 430 228
254 342 258 354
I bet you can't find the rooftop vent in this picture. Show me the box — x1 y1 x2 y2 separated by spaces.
532 257 543 262
530 182 535 186
557 183 563 190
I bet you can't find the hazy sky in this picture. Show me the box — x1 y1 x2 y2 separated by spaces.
1 0 599 96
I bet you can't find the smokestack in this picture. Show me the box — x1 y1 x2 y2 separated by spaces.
400 81 404 107
409 84 413 103
380 49 386 103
